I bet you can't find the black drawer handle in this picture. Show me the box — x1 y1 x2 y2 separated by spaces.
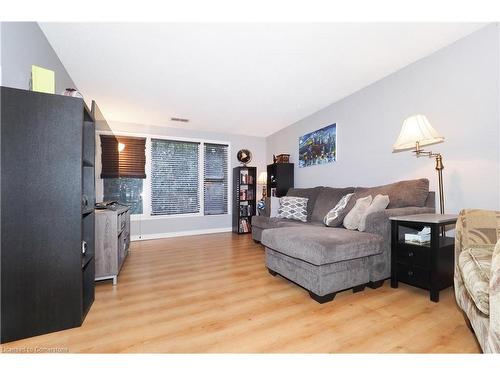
82 195 88 208
407 270 414 276
408 251 414 257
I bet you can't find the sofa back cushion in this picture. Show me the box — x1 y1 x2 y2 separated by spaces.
311 187 355 223
354 178 429 208
286 186 323 221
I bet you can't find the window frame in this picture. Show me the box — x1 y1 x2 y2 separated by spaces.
96 130 232 221
203 143 229 216
150 138 201 217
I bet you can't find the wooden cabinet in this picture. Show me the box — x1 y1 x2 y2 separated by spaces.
390 214 457 302
267 163 294 197
95 205 130 285
0 86 95 343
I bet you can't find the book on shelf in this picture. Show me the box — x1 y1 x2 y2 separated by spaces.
239 203 253 217
239 218 251 233
239 188 254 201
239 170 254 185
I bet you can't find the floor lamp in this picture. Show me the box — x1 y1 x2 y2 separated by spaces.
257 171 268 200
393 114 445 214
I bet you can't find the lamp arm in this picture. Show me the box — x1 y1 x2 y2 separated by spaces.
413 149 442 161
413 142 443 170
412 141 445 214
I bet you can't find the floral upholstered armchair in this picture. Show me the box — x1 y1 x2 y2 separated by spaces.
455 209 500 353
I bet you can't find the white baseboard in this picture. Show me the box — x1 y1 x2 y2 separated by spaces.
131 227 232 241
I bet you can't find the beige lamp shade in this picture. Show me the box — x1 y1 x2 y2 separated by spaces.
393 114 444 151
257 171 268 185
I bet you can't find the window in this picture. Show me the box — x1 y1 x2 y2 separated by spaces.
103 178 144 214
151 139 200 215
100 135 146 178
204 143 228 215
98 133 230 217
100 135 146 214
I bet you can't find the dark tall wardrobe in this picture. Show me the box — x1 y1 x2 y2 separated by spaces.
0 86 95 343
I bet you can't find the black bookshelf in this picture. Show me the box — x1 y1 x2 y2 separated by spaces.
267 163 294 197
0 87 95 343
232 166 257 234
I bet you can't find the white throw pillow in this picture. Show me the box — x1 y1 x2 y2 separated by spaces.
277 196 308 222
343 195 373 230
269 197 280 218
358 194 390 232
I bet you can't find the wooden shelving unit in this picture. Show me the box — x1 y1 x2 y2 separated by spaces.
82 104 96 319
232 166 257 234
267 163 294 197
0 87 96 343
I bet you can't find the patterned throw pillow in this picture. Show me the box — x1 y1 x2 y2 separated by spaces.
277 196 308 222
323 193 355 227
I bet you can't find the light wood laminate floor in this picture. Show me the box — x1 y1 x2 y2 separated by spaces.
0 233 480 353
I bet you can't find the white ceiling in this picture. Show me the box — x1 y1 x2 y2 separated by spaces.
40 23 485 137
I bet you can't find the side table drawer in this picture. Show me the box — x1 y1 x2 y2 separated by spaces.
397 244 430 268
397 262 429 289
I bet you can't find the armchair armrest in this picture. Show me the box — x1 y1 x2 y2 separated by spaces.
455 209 500 282
490 240 500 339
363 206 435 237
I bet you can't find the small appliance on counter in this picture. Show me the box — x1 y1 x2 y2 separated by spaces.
95 201 129 211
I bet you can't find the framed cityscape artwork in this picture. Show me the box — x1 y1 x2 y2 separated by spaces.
298 123 337 168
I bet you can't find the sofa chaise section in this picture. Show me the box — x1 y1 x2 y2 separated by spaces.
253 179 436 303
263 226 383 266
263 226 383 302
263 206 434 302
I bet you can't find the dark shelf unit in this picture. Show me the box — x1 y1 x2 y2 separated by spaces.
267 163 294 197
0 87 96 343
390 217 456 303
232 166 257 234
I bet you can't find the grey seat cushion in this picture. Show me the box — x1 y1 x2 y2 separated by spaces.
310 187 355 223
261 226 383 266
251 215 309 230
354 178 429 208
286 186 323 221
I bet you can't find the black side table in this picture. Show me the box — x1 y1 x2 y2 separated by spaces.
390 214 458 302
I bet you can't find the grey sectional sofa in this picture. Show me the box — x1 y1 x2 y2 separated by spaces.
251 179 435 303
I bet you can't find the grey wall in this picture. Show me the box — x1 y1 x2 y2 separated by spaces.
0 22 76 93
3 21 497 237
0 23 2 84
99 121 267 239
266 24 500 214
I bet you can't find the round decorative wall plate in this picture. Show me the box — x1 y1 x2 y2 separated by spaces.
237 149 252 165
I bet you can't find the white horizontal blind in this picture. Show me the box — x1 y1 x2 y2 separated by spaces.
204 143 229 215
151 138 200 215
